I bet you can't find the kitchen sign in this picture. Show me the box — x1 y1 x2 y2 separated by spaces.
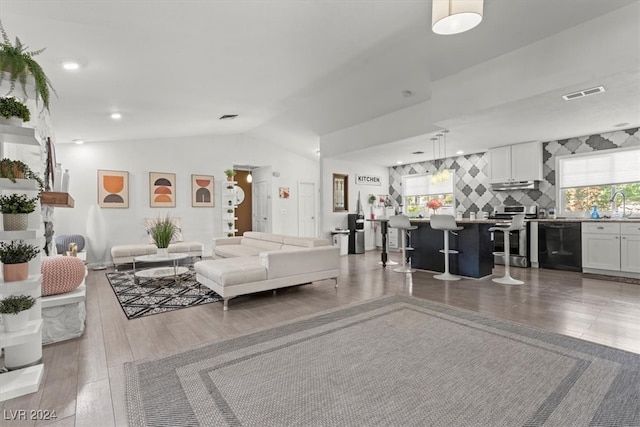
356 174 382 186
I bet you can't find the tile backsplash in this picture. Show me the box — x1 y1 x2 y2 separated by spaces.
389 127 640 217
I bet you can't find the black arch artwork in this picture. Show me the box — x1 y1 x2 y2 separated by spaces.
104 194 124 203
195 188 211 203
154 178 172 186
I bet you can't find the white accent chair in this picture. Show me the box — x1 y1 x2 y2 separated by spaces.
388 215 418 273
489 214 526 285
430 215 464 281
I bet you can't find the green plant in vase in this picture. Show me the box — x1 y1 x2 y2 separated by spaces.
147 214 177 254
0 239 40 282
224 169 236 181
0 193 38 214
0 21 56 111
0 96 30 122
0 158 45 190
0 294 36 315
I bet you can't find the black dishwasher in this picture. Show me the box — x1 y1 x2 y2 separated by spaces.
538 222 582 271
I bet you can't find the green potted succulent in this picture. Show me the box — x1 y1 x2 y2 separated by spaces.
0 193 39 231
0 239 40 282
0 21 56 111
0 96 30 124
224 169 236 181
0 294 36 332
368 194 376 204
147 213 177 256
0 158 45 190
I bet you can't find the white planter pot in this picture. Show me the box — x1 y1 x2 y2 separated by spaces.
3 310 30 332
2 213 29 231
157 247 169 257
0 117 23 126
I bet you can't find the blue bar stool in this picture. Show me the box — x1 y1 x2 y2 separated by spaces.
388 215 418 273
489 214 526 285
430 214 464 281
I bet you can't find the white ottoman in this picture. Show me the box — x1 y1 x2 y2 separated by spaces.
168 241 204 259
110 244 157 269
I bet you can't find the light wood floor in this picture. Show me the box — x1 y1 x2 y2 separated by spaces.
2 250 639 426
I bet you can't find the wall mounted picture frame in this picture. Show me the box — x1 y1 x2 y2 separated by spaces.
98 169 129 208
149 172 176 207
191 174 215 207
279 187 290 199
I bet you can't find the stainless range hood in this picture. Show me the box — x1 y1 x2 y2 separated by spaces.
491 181 539 191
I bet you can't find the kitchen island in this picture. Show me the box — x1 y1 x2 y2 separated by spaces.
409 219 497 278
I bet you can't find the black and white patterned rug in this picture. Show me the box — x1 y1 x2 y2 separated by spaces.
106 267 222 320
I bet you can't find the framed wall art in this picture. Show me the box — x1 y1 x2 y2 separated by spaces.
279 187 290 199
98 169 129 208
149 172 176 207
191 174 214 207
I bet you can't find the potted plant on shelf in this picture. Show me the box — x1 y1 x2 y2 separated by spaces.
0 294 36 332
0 158 45 190
224 169 236 182
0 21 56 111
0 193 39 231
0 239 40 282
147 214 177 257
368 194 376 204
0 96 30 125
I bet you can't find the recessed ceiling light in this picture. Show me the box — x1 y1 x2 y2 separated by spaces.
456 150 464 155
396 161 403 165
614 122 630 128
73 139 85 145
219 114 238 120
110 112 122 120
61 61 80 70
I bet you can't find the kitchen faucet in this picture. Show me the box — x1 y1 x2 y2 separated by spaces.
610 190 627 218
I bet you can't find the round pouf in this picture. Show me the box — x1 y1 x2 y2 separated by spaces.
41 256 86 296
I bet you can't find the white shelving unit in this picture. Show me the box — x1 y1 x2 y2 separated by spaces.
222 181 238 237
0 125 45 402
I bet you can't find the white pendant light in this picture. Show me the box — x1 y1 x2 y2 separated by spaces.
432 0 483 35
247 171 253 183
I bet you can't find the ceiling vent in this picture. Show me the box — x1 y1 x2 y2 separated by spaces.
562 86 605 101
412 151 424 155
219 114 238 120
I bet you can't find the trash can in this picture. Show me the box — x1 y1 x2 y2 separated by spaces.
331 229 350 256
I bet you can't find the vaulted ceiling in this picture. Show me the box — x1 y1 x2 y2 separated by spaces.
2 0 638 165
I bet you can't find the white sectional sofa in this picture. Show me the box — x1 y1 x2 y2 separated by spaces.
196 232 340 310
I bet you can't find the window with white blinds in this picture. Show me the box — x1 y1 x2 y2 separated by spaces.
557 147 640 189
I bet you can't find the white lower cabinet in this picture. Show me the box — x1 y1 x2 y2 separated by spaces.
620 223 640 273
582 222 640 275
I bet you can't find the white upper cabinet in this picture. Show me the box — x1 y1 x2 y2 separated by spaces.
489 141 543 184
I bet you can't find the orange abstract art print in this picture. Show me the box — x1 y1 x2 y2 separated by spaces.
149 172 176 207
98 170 129 208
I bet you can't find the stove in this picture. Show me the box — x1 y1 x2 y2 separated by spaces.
489 205 538 267
489 205 538 220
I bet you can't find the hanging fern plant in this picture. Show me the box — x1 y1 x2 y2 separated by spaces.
0 20 56 111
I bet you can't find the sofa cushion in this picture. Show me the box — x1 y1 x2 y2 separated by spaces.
41 256 86 296
215 245 263 258
243 232 285 244
195 258 267 287
260 246 339 280
282 236 330 248
241 237 282 252
55 234 86 254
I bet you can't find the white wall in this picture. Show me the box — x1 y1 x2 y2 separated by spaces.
54 133 319 263
321 158 389 251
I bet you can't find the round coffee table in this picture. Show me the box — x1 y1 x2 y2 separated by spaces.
132 252 189 284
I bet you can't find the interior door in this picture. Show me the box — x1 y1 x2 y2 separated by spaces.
251 166 272 233
298 181 316 237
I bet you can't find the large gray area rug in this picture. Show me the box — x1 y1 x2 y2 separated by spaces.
125 295 640 426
